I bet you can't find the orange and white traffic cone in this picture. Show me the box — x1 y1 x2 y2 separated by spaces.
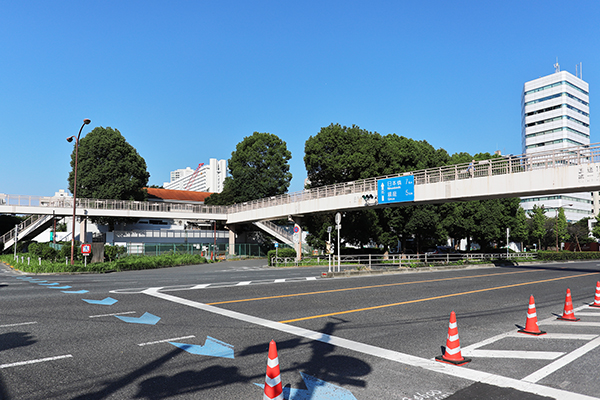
518 295 546 335
263 340 283 400
557 288 580 321
590 281 600 308
435 311 471 366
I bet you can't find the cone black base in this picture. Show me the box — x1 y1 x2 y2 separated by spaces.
557 316 580 321
435 355 472 366
590 304 600 308
518 328 546 336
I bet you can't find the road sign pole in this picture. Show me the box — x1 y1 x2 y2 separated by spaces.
335 213 341 273
327 227 332 273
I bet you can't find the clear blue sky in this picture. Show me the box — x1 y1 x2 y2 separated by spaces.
1 1 598 196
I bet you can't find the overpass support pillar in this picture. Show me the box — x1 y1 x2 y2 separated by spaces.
80 217 87 244
289 216 304 261
228 225 236 256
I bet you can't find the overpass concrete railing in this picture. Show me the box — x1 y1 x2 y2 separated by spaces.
0 195 228 220
2 143 600 234
228 143 600 218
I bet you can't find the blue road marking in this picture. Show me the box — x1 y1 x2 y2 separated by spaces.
169 336 234 359
115 312 160 325
255 372 357 400
82 297 118 306
62 290 90 294
29 280 47 283
38 283 60 286
48 286 72 289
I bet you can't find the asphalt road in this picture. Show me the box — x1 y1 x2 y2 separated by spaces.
1 259 600 399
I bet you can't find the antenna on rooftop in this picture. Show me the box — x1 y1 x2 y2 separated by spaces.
554 58 560 73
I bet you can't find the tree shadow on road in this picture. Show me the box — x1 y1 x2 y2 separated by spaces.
0 332 36 352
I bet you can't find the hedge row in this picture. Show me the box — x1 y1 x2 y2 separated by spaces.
0 253 207 274
537 251 600 261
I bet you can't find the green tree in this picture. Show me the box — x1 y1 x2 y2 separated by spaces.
529 204 547 250
592 213 600 241
511 206 529 250
206 132 292 205
68 126 150 230
555 207 569 250
69 127 149 201
568 217 592 251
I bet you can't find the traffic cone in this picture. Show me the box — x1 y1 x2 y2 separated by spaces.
590 281 600 308
435 311 471 366
557 288 580 321
263 340 283 400
518 295 546 335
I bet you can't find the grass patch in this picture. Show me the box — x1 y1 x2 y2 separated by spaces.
0 253 208 274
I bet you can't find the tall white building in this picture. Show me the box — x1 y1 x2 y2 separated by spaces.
163 158 227 193
520 65 593 222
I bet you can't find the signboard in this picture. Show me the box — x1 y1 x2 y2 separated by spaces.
377 175 414 204
81 243 92 255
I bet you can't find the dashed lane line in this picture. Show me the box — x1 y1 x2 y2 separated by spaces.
142 287 599 400
109 276 322 294
89 311 137 318
0 355 73 369
138 335 196 347
0 321 37 329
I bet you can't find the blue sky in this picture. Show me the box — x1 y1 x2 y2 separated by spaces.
1 1 598 196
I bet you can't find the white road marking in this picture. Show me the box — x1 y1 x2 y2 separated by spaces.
191 284 211 289
138 335 196 346
0 321 37 329
142 287 599 400
274 279 286 283
539 321 600 327
236 281 252 286
89 311 136 318
462 350 564 360
0 355 73 369
573 312 600 317
522 336 600 383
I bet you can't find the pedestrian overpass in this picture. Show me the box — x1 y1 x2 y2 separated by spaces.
2 144 600 252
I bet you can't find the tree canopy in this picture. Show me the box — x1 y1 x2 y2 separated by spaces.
206 132 292 205
68 126 149 201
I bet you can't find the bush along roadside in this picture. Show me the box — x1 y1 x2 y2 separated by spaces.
267 248 297 266
537 250 600 262
0 253 208 274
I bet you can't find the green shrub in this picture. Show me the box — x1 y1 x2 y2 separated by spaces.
28 242 58 261
104 244 126 262
267 248 297 266
538 250 600 261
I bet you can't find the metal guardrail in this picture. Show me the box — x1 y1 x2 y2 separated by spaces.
273 252 537 268
2 143 599 226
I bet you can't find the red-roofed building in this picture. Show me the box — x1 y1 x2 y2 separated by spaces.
145 187 213 204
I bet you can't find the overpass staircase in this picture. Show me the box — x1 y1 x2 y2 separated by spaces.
253 220 294 246
1 214 58 251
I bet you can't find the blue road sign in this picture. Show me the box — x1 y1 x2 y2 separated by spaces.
169 336 235 359
115 312 161 325
377 175 414 204
82 297 118 306
255 371 357 399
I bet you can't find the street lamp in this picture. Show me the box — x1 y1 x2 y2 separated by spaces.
66 118 91 265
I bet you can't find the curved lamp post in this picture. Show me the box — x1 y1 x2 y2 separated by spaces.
67 118 91 265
